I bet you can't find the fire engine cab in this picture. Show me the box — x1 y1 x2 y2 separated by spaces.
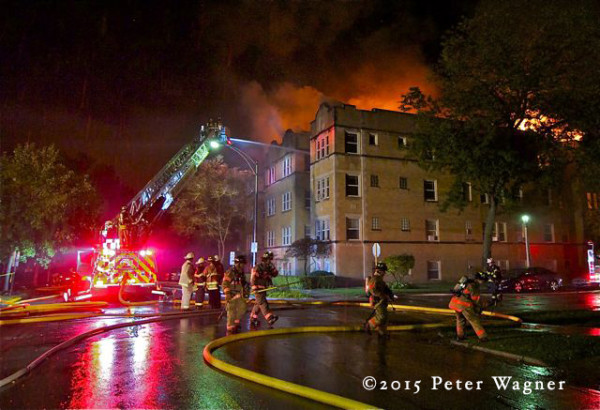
83 119 228 300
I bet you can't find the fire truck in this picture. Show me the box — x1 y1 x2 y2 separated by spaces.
586 241 600 283
84 119 228 299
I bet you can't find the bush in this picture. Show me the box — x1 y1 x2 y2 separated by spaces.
383 254 415 286
305 271 335 289
272 272 335 289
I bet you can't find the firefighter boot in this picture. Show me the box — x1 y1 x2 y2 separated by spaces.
267 315 279 326
250 317 260 328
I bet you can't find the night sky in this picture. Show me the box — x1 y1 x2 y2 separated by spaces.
1 0 476 191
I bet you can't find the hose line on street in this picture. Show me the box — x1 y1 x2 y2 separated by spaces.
203 322 456 410
0 309 218 388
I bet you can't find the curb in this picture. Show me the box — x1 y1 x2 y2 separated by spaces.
450 340 549 367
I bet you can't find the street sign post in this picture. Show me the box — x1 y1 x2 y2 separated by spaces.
372 243 381 264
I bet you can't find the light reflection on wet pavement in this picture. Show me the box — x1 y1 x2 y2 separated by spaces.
0 293 598 409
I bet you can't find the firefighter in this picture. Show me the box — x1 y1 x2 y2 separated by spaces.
179 252 195 310
449 272 488 342
484 257 503 306
194 257 207 308
250 251 279 327
118 206 132 248
213 255 225 285
365 262 395 337
223 254 249 334
204 256 222 309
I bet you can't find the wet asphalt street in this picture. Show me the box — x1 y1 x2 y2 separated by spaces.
0 291 599 409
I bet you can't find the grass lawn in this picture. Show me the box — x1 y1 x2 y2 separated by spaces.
268 289 307 298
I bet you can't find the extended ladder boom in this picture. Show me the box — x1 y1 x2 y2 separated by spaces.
124 119 227 225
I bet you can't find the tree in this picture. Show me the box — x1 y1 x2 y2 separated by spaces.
383 254 415 286
285 238 331 275
170 157 252 261
400 0 600 262
0 143 101 284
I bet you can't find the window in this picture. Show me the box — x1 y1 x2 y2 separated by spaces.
315 219 330 241
369 133 378 146
323 258 331 272
480 193 490 204
282 226 292 246
282 192 291 212
488 222 507 242
497 222 507 242
269 166 276 185
371 217 380 230
426 219 439 241
316 134 330 160
345 131 358 154
427 261 441 280
305 190 311 209
266 197 276 216
398 136 407 148
280 261 292 276
465 221 473 240
424 180 437 201
346 217 360 240
462 182 472 202
401 218 410 231
304 225 311 238
370 175 379 188
267 231 275 247
346 174 360 197
282 155 292 177
513 187 523 202
399 177 408 190
316 177 330 201
544 224 555 242
587 192 598 209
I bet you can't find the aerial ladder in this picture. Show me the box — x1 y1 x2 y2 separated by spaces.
86 119 228 298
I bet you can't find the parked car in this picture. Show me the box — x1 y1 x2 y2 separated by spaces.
498 267 564 293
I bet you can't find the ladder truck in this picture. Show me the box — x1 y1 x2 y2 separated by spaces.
83 120 228 299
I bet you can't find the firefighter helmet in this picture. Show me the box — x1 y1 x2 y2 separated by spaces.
262 251 273 260
195 257 205 264
486 257 494 264
234 255 247 264
207 256 214 262
376 262 388 272
213 255 220 261
185 252 195 260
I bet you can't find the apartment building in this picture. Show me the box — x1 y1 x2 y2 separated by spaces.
309 102 585 282
262 130 311 275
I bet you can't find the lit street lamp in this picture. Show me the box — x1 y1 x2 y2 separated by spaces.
521 214 531 268
209 138 259 266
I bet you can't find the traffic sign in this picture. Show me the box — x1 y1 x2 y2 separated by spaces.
251 242 258 253
229 251 235 265
372 243 381 258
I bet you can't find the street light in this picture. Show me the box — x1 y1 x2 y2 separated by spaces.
521 214 531 268
209 138 259 266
